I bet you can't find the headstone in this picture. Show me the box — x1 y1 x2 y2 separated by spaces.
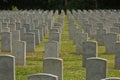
82 41 98 67
45 41 59 58
97 23 104 29
28 73 58 80
110 27 119 34
8 23 16 32
23 24 31 32
53 25 62 33
10 18 16 24
16 22 21 30
2 27 10 32
49 32 60 43
1 32 12 52
104 33 118 54
96 28 106 46
83 24 92 35
19 27 26 41
50 28 60 33
101 77 120 80
86 57 107 80
75 31 88 55
40 24 46 36
0 23 2 33
4 18 10 23
23 32 35 52
35 27 43 41
0 55 15 80
11 30 20 46
43 58 63 80
31 29 40 45
2 22 8 28
12 40 26 66
115 42 120 69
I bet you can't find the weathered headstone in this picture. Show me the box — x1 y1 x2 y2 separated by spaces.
8 23 16 32
49 32 60 43
40 24 46 36
43 58 63 80
11 30 20 45
23 32 35 52
12 40 26 66
45 41 59 58
82 41 98 67
50 28 60 33
19 27 26 41
53 24 62 32
2 22 8 28
2 27 10 32
83 23 92 35
0 55 15 80
16 22 21 30
86 57 107 80
4 18 10 23
96 28 106 46
10 18 16 24
28 73 58 80
35 27 43 41
1 32 12 52
31 29 40 45
104 33 118 54
75 30 88 55
110 27 119 34
115 42 120 69
23 24 31 32
101 77 120 80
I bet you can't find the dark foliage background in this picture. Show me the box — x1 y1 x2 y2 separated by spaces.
0 0 120 10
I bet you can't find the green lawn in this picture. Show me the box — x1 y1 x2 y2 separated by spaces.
0 15 120 80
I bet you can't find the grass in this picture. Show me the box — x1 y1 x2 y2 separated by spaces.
0 15 120 80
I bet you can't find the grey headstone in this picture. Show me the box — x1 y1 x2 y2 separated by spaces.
2 22 8 28
104 33 118 54
0 23 2 33
49 32 60 43
23 24 31 32
115 42 120 69
53 25 62 33
86 57 107 80
8 23 16 32
28 73 58 80
10 18 16 24
110 27 119 34
2 27 10 32
101 77 120 80
83 24 92 35
39 24 46 36
23 32 35 52
75 31 88 55
96 28 106 46
11 30 20 46
19 27 26 41
43 58 63 80
45 41 59 58
35 27 43 41
82 41 98 67
12 40 26 66
16 22 21 30
4 18 10 23
31 29 40 45
50 28 60 33
1 32 12 52
0 55 15 80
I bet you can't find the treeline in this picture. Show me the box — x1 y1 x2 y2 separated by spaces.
0 0 120 10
